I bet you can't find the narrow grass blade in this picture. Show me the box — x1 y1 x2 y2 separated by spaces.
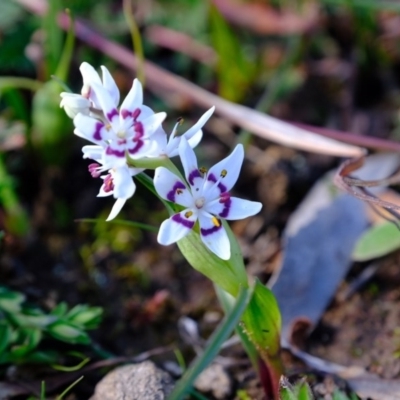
168 285 252 400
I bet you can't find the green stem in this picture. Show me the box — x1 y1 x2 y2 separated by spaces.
123 0 145 85
56 376 84 400
168 285 252 400
55 9 75 82
0 77 42 92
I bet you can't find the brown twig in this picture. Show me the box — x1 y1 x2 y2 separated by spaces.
145 25 217 66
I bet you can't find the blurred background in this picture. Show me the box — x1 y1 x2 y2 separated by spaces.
2 0 400 398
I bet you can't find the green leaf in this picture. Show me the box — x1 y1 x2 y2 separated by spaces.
241 280 283 393
280 386 297 400
177 220 248 297
9 313 56 329
215 285 259 369
10 328 42 357
0 288 25 313
352 222 400 261
0 322 12 353
47 322 90 344
51 302 68 317
298 381 314 400
66 305 103 329
333 390 352 400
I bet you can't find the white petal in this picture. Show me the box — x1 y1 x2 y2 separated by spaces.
138 105 156 120
101 66 120 106
198 212 230 260
165 128 203 158
73 114 112 144
141 112 167 138
120 79 143 117
82 145 104 160
157 210 197 245
60 93 90 118
128 167 145 176
106 198 126 221
104 142 128 167
90 82 119 123
154 167 193 207
113 167 136 199
149 127 168 156
80 62 102 107
187 130 203 151
179 138 204 191
80 62 102 86
205 197 262 220
182 106 214 141
204 144 244 198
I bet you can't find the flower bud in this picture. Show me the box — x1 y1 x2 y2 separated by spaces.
60 92 91 118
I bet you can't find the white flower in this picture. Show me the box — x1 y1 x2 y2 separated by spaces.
88 157 143 221
73 78 166 167
154 139 262 260
60 93 91 118
60 62 119 119
150 107 215 158
79 62 120 109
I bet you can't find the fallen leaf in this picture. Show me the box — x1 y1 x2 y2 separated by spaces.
352 222 400 261
271 174 369 343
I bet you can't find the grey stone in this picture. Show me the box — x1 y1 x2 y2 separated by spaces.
194 363 232 399
90 361 175 400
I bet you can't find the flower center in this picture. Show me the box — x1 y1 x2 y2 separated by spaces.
117 130 126 139
195 196 206 209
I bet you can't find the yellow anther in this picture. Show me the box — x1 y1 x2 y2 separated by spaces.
220 169 227 178
212 216 221 227
105 124 112 131
199 167 207 175
177 116 184 125
185 211 193 218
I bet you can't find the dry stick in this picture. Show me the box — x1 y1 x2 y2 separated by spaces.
294 122 400 153
335 156 400 214
18 0 368 158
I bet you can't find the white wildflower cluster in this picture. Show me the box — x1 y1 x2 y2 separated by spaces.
61 62 261 259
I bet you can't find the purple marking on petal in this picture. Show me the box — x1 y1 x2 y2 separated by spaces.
167 181 186 202
106 146 125 158
121 109 131 119
134 121 144 140
106 108 119 121
219 197 231 218
127 140 144 155
93 122 104 141
207 173 227 193
201 223 223 237
132 108 141 120
172 213 195 229
188 169 202 186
